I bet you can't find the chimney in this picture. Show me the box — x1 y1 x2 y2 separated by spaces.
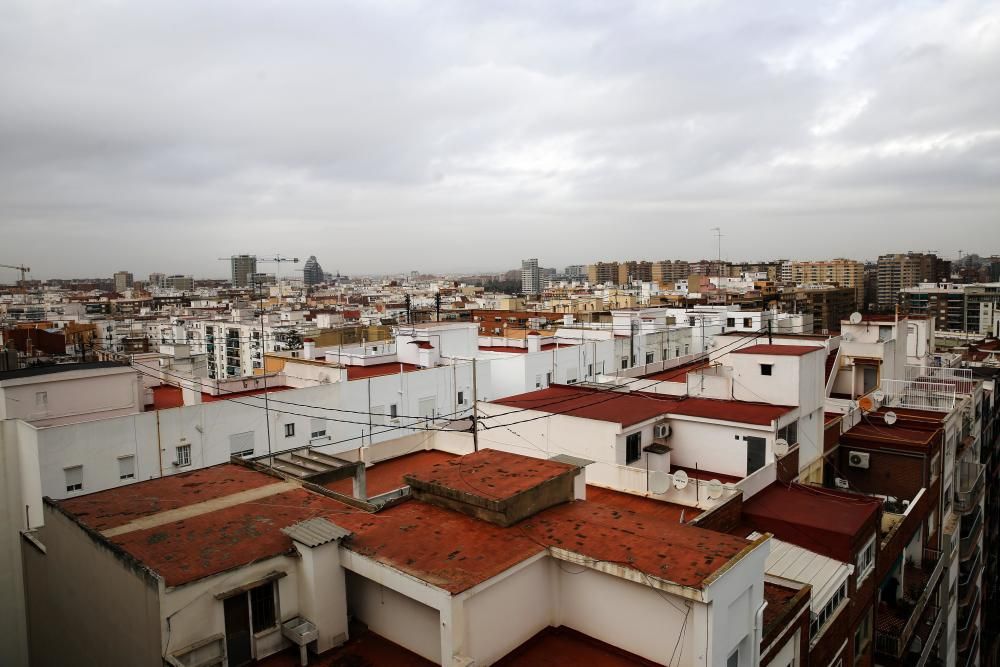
526 331 542 353
303 338 316 360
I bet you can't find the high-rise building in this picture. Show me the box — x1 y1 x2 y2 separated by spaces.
302 256 324 287
789 258 865 304
617 261 653 285
651 260 691 288
165 275 195 292
876 252 950 311
563 265 586 279
148 272 167 289
229 255 257 288
586 261 620 285
113 271 133 293
521 258 541 295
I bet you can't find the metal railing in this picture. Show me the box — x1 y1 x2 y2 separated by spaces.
959 548 983 590
880 379 956 412
905 365 973 382
954 461 985 514
914 604 945 667
959 509 983 561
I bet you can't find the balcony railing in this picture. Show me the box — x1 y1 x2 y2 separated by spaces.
954 461 985 514
958 548 983 590
959 509 983 562
880 379 957 413
875 548 945 660
912 604 945 667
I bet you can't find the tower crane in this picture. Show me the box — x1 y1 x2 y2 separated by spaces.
0 263 30 284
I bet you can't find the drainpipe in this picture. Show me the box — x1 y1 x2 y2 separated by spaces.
155 409 164 479
753 599 768 667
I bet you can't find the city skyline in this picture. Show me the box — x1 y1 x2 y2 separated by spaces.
2 1 999 278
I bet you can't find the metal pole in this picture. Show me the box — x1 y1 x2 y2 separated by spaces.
258 281 272 464
472 358 480 453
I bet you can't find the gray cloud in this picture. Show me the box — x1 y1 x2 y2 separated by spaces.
1 0 998 279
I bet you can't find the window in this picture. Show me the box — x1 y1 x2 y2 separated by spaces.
664 348 670 359
535 374 542 389
645 352 654 364
854 608 872 658
230 432 254 457
118 455 135 480
35 391 48 408
760 364 773 376
175 445 191 467
389 404 398 421
457 391 465 405
621 356 628 370
625 432 641 465
546 372 552 386
587 363 593 377
64 466 83 492
929 452 940 484
743 318 752 328
856 534 876 582
727 648 740 667
727 318 736 328
249 582 277 633
284 423 295 438
810 579 848 638
310 418 327 439
778 420 798 445
878 325 892 342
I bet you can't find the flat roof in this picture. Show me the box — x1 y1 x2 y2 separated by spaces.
148 384 292 411
0 361 129 381
840 420 939 450
323 450 456 497
346 362 421 380
404 449 576 502
490 385 793 428
495 626 660 667
741 483 879 562
731 344 823 357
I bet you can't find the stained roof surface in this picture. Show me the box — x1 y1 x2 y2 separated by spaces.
346 362 421 380
403 449 575 501
57 454 753 593
0 360 128 381
490 384 793 427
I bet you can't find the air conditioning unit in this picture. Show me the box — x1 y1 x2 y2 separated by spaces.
834 477 850 489
654 423 672 439
848 451 870 469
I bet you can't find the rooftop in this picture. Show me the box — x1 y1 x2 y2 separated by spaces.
495 626 659 667
490 384 794 427
148 384 292 411
478 343 566 354
731 344 824 357
0 360 129 381
322 450 456 497
346 362 421 380
741 483 880 562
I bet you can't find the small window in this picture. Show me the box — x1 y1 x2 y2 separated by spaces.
587 363 593 377
284 423 295 437
310 418 327 438
457 391 465 405
545 372 552 386
175 444 191 467
878 325 892 342
760 364 773 376
856 534 876 582
625 432 641 465
621 357 628 370
663 348 669 359
645 352 654 364
389 404 398 420
743 318 752 328
229 432 254 457
535 374 542 389
250 582 277 633
118 455 135 480
727 648 739 667
726 318 736 328
65 466 83 492
35 391 48 408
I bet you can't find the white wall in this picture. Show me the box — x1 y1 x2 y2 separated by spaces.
0 368 141 426
346 571 442 663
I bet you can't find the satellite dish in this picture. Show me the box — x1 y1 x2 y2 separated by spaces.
842 332 854 342
873 389 885 402
884 411 898 426
649 471 672 495
849 312 863 325
673 469 689 490
706 479 724 500
774 438 789 457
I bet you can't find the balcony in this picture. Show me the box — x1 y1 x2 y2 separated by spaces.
954 461 985 514
958 549 983 596
959 508 983 562
874 548 945 660
957 589 980 657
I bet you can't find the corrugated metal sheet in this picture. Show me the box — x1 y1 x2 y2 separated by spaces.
281 517 352 547
753 534 852 613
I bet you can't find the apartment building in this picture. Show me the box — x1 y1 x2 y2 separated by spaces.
617 260 653 285
113 270 134 293
23 446 773 666
229 254 258 288
586 261 619 285
520 258 541 295
789 259 864 300
779 285 856 334
903 282 1000 335
876 253 951 311
652 260 691 288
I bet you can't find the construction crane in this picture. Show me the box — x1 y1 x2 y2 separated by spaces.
0 263 30 284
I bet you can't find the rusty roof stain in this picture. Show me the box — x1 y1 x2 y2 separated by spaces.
403 449 575 502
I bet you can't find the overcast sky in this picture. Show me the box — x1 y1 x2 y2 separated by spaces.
2 1 999 279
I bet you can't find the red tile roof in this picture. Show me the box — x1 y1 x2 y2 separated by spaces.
346 363 421 380
732 344 824 357
490 385 793 427
495 626 660 667
403 449 575 502
60 465 278 532
840 420 940 450
741 483 880 562
640 358 711 383
585 486 688 524
147 384 292 411
323 450 456 496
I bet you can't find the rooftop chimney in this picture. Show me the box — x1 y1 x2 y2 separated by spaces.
526 331 542 353
303 338 316 360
